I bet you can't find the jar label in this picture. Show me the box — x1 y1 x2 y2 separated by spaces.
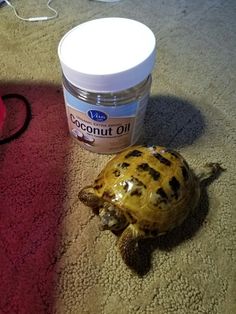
63 88 149 153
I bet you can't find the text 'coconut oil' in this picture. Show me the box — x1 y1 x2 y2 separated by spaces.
58 17 156 154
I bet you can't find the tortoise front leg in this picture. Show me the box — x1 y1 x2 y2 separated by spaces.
78 186 101 214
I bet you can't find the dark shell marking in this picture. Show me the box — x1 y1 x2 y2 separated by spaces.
147 168 160 181
122 176 147 196
181 166 189 181
122 177 146 194
169 176 180 199
130 176 147 189
165 149 180 159
137 163 149 171
137 163 160 181
156 187 168 201
153 152 172 166
130 188 143 197
113 169 121 177
118 162 130 168
125 150 143 158
152 187 168 206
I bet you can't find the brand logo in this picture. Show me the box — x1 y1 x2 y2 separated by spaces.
87 110 108 122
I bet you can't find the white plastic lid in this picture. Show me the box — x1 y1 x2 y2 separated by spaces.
58 17 156 93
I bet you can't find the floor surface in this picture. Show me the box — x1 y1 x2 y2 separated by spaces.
0 1 235 313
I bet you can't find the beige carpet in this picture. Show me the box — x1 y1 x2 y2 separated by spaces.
0 0 235 313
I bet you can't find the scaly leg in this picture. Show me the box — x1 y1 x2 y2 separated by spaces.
195 162 225 183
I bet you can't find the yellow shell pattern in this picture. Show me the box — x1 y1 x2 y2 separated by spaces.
93 145 200 233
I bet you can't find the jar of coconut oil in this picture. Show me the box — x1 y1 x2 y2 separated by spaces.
58 17 156 154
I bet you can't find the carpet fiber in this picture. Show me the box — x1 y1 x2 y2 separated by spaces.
0 0 235 313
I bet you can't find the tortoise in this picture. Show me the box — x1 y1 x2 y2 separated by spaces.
78 145 223 270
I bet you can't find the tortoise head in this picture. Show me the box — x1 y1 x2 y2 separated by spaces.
99 202 128 232
79 186 128 231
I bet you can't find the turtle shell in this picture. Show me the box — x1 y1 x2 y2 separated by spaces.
92 145 200 234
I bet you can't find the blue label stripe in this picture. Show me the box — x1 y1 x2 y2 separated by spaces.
64 88 138 117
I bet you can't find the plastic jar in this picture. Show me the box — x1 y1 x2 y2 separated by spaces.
58 17 156 154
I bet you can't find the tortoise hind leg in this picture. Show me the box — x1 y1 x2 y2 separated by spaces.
195 163 225 183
